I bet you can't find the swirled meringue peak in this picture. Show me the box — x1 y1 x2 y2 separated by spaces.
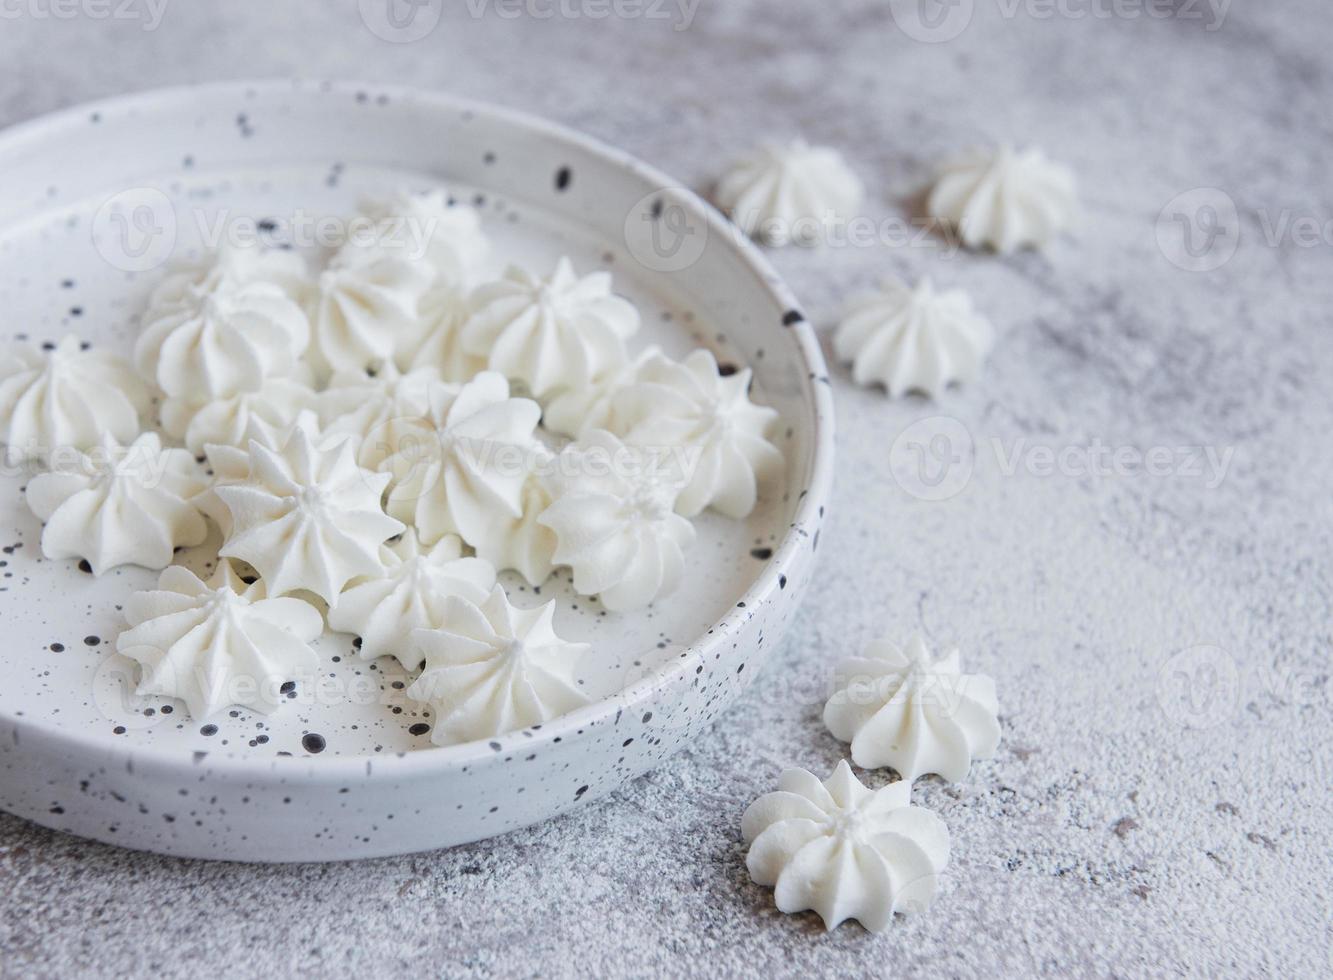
135 246 311 401
612 349 782 518
117 561 323 720
25 431 208 575
216 424 404 604
162 374 318 456
196 410 325 537
927 144 1076 253
538 429 696 612
360 188 489 289
471 452 559 587
823 634 1000 782
742 760 951 931
408 584 591 745
461 258 639 398
407 282 485 381
0 336 149 464
311 241 434 377
327 530 496 670
541 345 662 440
834 277 994 398
383 371 542 552
319 362 445 471
714 140 864 247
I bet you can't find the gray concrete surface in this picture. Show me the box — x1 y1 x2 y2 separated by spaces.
1 1 1331 976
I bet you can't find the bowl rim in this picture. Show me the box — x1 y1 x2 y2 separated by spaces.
0 78 836 784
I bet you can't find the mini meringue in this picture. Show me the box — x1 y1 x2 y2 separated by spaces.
135 247 311 401
117 562 323 720
927 144 1076 253
538 430 695 612
472 462 559 588
311 241 434 376
742 761 951 931
359 188 488 289
161 375 318 456
823 634 1000 782
383 371 542 553
408 584 590 745
25 431 207 575
319 363 444 471
541 345 661 440
834 277 993 397
612 349 782 518
461 259 639 398
408 282 484 381
714 140 864 247
216 425 404 604
327 530 496 670
195 411 324 537
0 336 149 464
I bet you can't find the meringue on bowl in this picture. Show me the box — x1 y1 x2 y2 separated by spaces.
0 82 833 862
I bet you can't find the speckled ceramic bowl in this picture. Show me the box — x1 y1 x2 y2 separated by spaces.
0 81 833 861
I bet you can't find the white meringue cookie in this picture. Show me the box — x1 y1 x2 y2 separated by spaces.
537 430 695 612
161 374 318 456
927 144 1076 253
408 584 590 745
327 530 496 670
359 188 488 289
472 461 559 588
407 282 485 381
715 140 864 247
742 760 951 931
196 410 327 537
25 431 208 575
461 259 639 398
311 241 434 377
823 634 1000 782
0 336 149 464
541 345 661 439
834 277 993 397
117 562 323 720
383 371 543 553
216 425 404 604
612 349 783 518
135 247 311 401
318 363 444 471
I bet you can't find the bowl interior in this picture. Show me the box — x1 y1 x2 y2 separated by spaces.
0 82 829 766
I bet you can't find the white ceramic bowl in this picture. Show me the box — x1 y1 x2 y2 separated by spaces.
0 81 833 861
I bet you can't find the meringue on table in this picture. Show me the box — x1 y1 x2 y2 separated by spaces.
162 374 318 456
25 431 207 575
927 144 1076 253
714 140 864 247
823 633 1000 782
359 187 489 291
538 429 696 612
742 760 951 931
216 424 404 605
117 561 323 720
0 335 149 464
834 277 994 398
327 530 497 670
408 584 590 745
318 362 446 471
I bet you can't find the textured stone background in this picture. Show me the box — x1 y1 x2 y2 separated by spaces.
1 2 1330 976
